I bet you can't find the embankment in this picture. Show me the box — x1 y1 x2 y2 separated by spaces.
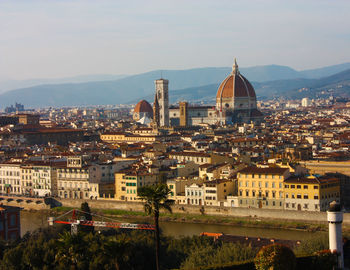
56 198 350 225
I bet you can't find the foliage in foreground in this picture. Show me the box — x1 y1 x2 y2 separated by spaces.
0 228 339 270
181 242 257 270
293 234 329 256
254 244 296 270
0 226 258 270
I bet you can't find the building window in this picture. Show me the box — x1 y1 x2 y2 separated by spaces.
265 182 268 188
314 195 319 199
297 194 302 199
314 186 318 189
304 185 308 189
10 214 16 227
286 203 289 208
303 195 308 199
297 185 301 189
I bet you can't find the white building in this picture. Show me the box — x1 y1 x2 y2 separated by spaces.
185 183 205 205
0 162 22 195
301 97 310 107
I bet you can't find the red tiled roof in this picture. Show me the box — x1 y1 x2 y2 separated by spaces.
216 73 256 99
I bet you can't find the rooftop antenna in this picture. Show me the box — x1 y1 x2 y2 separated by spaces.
160 70 163 79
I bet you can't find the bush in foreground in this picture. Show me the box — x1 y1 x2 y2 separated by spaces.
254 244 296 270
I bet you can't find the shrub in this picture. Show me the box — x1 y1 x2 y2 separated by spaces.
254 244 296 270
312 249 337 270
294 234 328 256
181 242 257 269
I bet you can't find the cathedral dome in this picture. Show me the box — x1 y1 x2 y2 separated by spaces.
134 100 153 114
216 59 256 100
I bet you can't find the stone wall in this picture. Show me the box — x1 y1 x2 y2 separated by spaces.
0 199 50 210
57 198 350 225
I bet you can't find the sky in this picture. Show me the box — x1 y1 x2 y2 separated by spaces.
0 0 349 80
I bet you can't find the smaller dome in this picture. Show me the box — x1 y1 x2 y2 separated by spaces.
134 100 153 114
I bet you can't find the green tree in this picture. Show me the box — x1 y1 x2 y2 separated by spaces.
138 183 174 270
80 202 94 233
55 231 88 270
254 244 296 270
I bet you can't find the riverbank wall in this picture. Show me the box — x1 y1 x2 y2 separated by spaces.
0 196 51 210
56 198 350 225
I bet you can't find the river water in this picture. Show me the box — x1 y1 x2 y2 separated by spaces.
20 211 325 241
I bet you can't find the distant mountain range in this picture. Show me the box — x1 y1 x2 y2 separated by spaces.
158 68 350 104
0 74 127 94
0 62 350 108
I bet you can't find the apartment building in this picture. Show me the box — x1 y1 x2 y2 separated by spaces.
32 163 58 197
20 165 33 196
0 162 22 195
237 167 290 209
57 157 99 200
114 171 159 201
204 179 235 206
284 175 340 211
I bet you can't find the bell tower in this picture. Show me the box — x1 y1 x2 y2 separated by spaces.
155 79 169 127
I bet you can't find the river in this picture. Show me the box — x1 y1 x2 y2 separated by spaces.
20 211 325 241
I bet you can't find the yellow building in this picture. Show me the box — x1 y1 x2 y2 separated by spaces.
204 179 235 207
115 172 159 201
237 166 290 209
284 175 340 211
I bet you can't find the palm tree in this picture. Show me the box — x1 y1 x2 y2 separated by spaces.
138 183 174 270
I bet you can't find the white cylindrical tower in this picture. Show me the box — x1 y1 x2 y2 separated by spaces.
327 201 343 269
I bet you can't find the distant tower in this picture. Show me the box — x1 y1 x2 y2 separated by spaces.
155 79 169 127
301 97 310 107
327 201 344 269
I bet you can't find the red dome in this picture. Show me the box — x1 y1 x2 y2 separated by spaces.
216 60 256 100
216 73 256 99
134 100 152 113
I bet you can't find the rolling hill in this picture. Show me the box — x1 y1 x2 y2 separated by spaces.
0 62 350 108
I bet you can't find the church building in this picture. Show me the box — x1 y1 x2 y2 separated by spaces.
135 59 263 127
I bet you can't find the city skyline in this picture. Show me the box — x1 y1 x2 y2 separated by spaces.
0 0 349 80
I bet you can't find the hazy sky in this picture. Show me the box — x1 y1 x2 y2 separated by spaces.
0 0 349 80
